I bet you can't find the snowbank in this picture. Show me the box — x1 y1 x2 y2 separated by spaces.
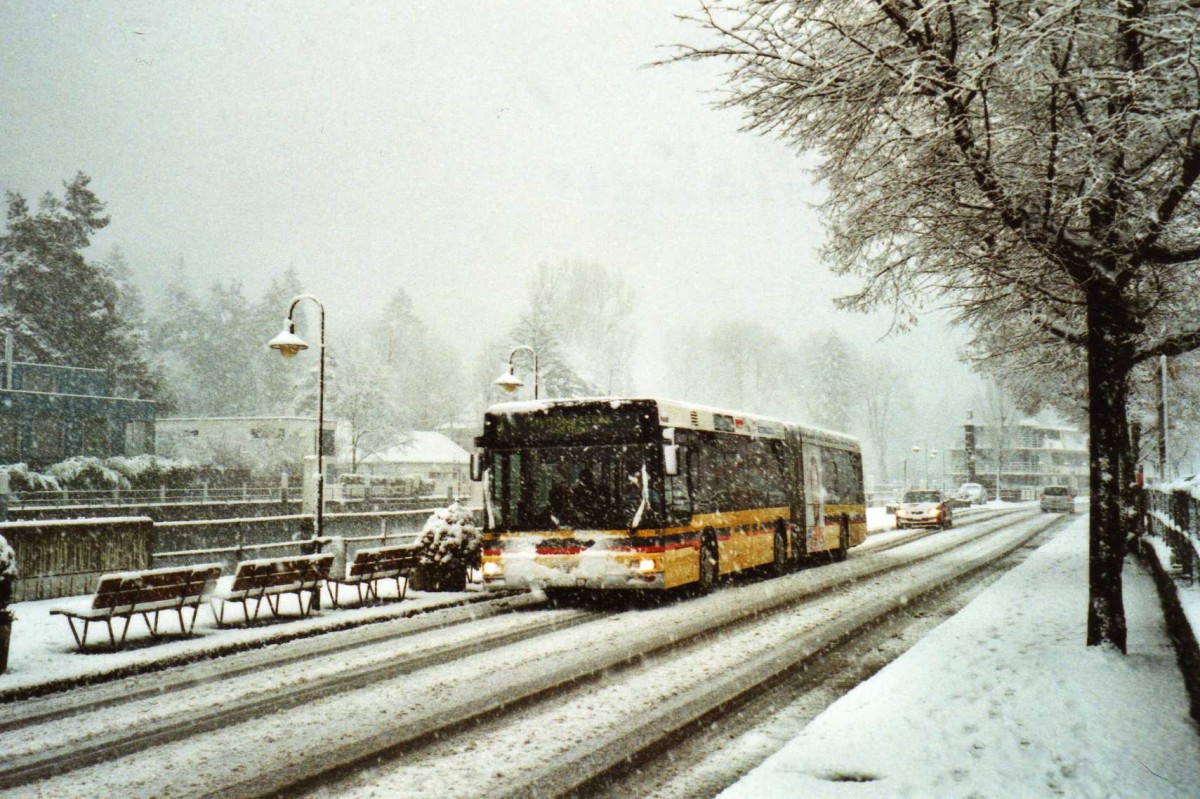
721 516 1200 798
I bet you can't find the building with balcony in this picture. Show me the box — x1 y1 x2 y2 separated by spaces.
948 414 1088 500
0 360 156 469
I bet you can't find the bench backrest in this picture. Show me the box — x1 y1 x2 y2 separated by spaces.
347 545 420 580
90 575 143 612
230 553 334 593
89 564 223 610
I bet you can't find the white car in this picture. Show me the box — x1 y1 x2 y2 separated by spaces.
955 482 986 505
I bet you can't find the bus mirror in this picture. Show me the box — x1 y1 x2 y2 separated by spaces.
664 444 680 477
470 453 484 482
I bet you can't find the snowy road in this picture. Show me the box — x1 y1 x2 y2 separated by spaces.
0 507 1057 799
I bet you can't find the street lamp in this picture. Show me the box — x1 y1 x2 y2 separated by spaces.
268 294 327 545
495 345 539 399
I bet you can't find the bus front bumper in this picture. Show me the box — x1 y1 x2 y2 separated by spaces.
481 553 667 591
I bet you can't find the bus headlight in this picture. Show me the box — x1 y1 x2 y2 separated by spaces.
482 561 503 578
637 559 656 574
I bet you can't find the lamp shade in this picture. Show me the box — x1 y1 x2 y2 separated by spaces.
268 326 309 358
494 371 523 394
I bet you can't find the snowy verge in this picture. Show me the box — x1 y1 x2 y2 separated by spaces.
0 584 508 701
720 515 1200 799
1136 534 1200 725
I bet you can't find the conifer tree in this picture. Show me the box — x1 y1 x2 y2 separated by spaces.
0 173 157 398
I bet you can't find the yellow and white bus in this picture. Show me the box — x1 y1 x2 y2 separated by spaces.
472 397 866 593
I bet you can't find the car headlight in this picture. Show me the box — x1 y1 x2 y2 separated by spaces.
637 559 656 574
482 561 503 577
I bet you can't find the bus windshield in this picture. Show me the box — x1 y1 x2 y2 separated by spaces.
487 444 654 531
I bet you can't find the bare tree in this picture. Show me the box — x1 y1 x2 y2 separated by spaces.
676 0 1200 651
862 355 908 485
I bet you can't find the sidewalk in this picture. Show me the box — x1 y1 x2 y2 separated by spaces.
0 582 489 699
721 515 1200 798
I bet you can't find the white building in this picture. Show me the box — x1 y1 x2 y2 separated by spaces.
355 431 476 503
156 416 336 481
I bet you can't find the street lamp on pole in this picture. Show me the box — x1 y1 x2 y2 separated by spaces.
495 345 539 399
929 449 938 491
268 294 327 545
911 445 920 487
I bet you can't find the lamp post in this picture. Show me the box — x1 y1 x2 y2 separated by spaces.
495 345 539 399
911 445 920 487
268 295 327 545
929 448 937 490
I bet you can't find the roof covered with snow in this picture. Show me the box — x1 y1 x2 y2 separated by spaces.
361 431 470 465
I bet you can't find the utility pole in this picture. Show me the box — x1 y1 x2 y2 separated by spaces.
1158 355 1168 479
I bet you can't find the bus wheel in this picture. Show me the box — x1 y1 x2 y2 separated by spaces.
697 534 719 593
772 522 788 576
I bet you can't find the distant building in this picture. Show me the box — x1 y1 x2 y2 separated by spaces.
355 431 476 502
155 416 336 481
949 414 1088 499
0 359 156 469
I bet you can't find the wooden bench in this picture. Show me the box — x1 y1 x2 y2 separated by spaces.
327 544 421 607
49 563 223 650
210 553 334 625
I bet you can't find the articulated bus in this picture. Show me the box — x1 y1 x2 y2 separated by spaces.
471 397 866 593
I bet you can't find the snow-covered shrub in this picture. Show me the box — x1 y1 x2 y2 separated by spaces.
46 457 130 491
105 455 198 489
0 535 15 580
0 463 60 493
0 533 15 612
414 503 481 591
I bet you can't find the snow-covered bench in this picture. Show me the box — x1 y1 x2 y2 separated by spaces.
209 553 334 625
50 563 223 650
327 544 421 607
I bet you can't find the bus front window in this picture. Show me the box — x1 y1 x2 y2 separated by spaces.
488 445 653 530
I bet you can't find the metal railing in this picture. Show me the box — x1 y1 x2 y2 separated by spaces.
150 506 481 568
1145 486 1200 584
2 485 465 510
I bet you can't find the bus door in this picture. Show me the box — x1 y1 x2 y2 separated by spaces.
802 440 827 554
783 434 806 557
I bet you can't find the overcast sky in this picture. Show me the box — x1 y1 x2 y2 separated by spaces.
0 1 977 420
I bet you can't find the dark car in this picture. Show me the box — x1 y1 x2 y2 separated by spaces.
895 489 953 530
1040 486 1075 513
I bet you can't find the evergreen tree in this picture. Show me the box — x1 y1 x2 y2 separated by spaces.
373 287 465 428
0 173 157 398
252 267 307 415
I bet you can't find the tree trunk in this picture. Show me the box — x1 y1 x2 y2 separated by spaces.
1085 289 1132 652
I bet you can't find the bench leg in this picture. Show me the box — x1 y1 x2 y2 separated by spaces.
63 617 86 650
117 615 133 646
184 604 201 634
140 610 160 639
399 573 410 601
